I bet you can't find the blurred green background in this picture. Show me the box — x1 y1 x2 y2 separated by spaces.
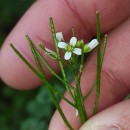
0 0 57 130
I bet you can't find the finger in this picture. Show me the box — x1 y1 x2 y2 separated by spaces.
49 17 130 130
80 99 130 130
0 0 130 89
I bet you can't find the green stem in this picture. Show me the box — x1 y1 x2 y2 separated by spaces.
75 78 88 124
93 11 101 114
48 82 75 109
10 43 43 80
93 16 108 115
47 82 75 108
50 17 75 102
46 84 74 130
26 35 45 77
75 47 87 124
36 47 75 90
84 80 96 100
10 43 74 130
27 37 76 108
100 34 107 67
84 34 107 102
10 43 75 108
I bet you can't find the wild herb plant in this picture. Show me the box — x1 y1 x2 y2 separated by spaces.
10 11 107 130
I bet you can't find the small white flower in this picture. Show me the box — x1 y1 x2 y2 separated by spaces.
58 37 82 60
56 32 64 42
84 39 99 53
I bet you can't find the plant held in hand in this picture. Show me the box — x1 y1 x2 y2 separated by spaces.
10 11 107 130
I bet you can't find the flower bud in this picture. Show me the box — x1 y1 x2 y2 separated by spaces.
56 32 64 42
44 47 58 60
84 39 99 53
76 40 84 48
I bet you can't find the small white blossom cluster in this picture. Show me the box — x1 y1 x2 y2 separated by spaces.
45 32 99 60
57 32 99 60
57 32 82 60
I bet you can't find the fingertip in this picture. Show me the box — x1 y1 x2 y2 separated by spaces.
0 43 42 89
0 0 62 89
79 100 130 130
0 0 82 89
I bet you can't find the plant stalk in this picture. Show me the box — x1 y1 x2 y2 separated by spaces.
50 17 75 102
75 47 87 124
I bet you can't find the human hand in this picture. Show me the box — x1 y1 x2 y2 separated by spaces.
0 0 130 129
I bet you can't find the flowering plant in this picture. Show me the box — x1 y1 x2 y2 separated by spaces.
10 11 107 130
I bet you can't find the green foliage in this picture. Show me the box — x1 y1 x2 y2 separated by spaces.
0 0 35 45
0 81 39 130
20 118 48 130
20 87 53 130
0 79 57 130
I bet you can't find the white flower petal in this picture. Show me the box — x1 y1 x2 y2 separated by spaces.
44 47 57 59
45 47 53 53
70 37 77 46
56 32 64 41
76 109 78 116
64 51 72 60
87 39 99 50
73 48 82 55
58 42 67 49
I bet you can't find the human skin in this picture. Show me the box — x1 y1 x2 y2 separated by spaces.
0 0 130 129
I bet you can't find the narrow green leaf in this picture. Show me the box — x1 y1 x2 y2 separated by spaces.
47 86 74 130
100 34 107 67
10 43 43 80
84 80 96 100
50 17 59 55
26 35 45 78
50 17 75 101
93 11 101 114
34 45 75 90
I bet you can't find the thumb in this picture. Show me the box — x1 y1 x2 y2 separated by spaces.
79 99 130 130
